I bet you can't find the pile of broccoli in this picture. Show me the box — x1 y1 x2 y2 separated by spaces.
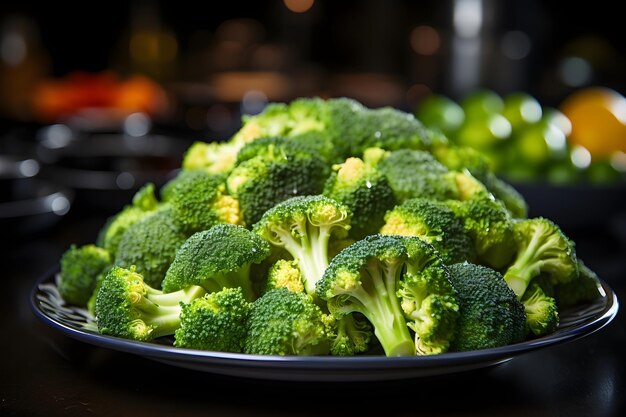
57 96 604 357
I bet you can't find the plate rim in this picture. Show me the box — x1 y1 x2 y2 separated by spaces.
30 265 620 379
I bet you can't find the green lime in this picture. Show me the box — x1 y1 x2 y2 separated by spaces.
503 92 542 131
460 89 504 120
415 94 465 136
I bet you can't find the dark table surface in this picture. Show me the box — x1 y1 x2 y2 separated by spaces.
2 196 625 417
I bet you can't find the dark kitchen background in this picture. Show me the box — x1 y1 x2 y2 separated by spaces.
1 2 625 416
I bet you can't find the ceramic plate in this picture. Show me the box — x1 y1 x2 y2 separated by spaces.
30 268 619 382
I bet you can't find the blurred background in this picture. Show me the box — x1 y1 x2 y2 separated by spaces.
1 0 625 240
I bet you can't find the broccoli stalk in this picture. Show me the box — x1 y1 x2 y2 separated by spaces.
95 266 206 341
253 195 351 297
504 217 578 299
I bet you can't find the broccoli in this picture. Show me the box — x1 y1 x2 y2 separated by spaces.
114 205 188 289
325 313 373 356
96 182 159 255
231 97 339 162
553 259 603 309
58 244 112 307
343 106 438 158
162 224 271 300
431 144 529 218
317 234 459 356
521 282 559 336
244 288 331 355
447 262 526 351
445 193 516 269
323 156 397 240
380 198 475 264
227 137 330 226
181 140 245 175
95 265 206 341
265 259 305 293
253 195 351 298
167 170 242 234
264 257 373 356
503 217 579 299
174 287 252 352
376 149 487 203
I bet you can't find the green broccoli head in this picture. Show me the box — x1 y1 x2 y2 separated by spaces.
227 138 331 226
231 97 338 162
96 182 159 255
430 144 528 218
244 288 330 355
447 262 527 351
58 244 112 307
553 259 603 309
174 287 252 352
323 156 397 240
445 193 517 269
380 197 476 264
521 282 559 336
167 170 242 234
114 205 188 289
181 140 245 175
95 265 206 341
376 149 462 202
503 217 579 299
342 106 437 157
162 224 271 300
317 234 459 356
253 195 351 297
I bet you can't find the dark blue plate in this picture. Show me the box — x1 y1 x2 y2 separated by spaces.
30 268 619 382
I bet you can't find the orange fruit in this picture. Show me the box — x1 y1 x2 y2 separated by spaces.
559 87 626 158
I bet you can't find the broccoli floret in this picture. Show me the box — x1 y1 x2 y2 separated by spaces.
447 262 527 351
227 138 330 226
343 106 437 157
95 265 206 341
114 205 188 289
96 182 159 255
553 259 603 309
253 195 351 298
181 140 245 175
503 217 579 299
162 224 271 300
231 97 339 162
376 149 486 203
381 198 475 264
323 156 397 240
445 193 516 269
263 257 372 356
174 287 252 352
325 313 373 356
377 149 454 201
244 288 330 355
58 244 112 307
265 259 305 293
521 282 559 336
166 170 242 234
317 234 459 356
431 144 528 218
